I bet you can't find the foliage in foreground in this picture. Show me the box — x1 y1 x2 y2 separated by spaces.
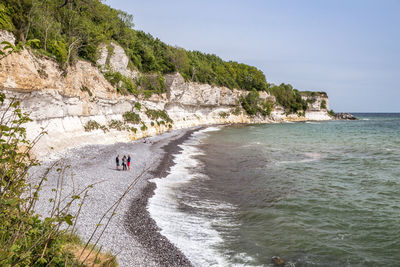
0 93 72 265
0 93 119 266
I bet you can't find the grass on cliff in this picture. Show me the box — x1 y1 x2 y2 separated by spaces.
0 93 122 266
145 108 173 123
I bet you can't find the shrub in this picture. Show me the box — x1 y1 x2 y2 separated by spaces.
240 90 273 116
108 120 125 131
267 83 308 114
0 4 14 31
0 93 82 265
104 71 138 95
123 111 141 124
145 109 173 123
140 123 147 131
105 44 115 66
0 93 135 266
219 112 229 118
143 90 153 99
320 99 327 109
99 125 109 133
298 111 306 117
306 98 316 104
232 107 241 116
134 102 141 111
84 120 101 131
328 109 336 116
80 85 93 97
47 40 68 65
136 73 167 97
300 91 327 97
240 90 260 116
260 100 272 116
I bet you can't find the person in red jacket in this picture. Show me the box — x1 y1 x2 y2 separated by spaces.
127 155 131 170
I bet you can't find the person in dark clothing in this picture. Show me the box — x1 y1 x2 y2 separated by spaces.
116 155 120 170
122 155 127 171
127 155 131 171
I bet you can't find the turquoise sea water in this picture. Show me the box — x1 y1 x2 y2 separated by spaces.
149 114 400 266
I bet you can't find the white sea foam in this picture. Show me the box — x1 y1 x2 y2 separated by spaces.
278 152 324 165
201 125 224 133
239 141 262 148
148 127 241 266
302 152 324 162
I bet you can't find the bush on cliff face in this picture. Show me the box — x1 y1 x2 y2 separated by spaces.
145 109 173 123
84 120 101 131
104 71 138 96
267 83 308 114
136 72 166 94
240 90 272 117
123 111 141 124
320 99 327 109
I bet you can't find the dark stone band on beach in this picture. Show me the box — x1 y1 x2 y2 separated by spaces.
125 129 202 267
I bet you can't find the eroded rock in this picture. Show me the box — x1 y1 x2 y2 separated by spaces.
335 112 357 120
271 256 285 266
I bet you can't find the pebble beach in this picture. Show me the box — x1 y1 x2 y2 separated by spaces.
31 127 202 266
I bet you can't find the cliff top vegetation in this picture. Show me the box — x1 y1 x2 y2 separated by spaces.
0 0 328 113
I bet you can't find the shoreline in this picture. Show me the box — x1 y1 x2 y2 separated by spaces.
31 126 204 266
124 128 201 267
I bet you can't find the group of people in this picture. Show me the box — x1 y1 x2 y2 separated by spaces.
116 155 131 171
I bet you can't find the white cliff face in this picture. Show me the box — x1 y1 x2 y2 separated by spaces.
165 73 241 107
96 42 139 80
302 95 331 121
0 30 15 49
0 32 332 157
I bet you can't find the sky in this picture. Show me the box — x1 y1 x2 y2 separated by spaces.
105 0 400 112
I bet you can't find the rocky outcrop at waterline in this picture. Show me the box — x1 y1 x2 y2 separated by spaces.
335 113 358 120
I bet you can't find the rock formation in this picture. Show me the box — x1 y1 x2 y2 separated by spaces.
0 30 332 158
334 112 357 120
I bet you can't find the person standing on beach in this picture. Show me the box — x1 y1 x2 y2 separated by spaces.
127 155 131 171
122 155 127 171
116 155 120 170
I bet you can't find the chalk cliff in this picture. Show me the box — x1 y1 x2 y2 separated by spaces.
0 31 331 157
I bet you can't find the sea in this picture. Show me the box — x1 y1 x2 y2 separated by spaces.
148 113 400 266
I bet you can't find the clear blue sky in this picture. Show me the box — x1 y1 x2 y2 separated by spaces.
105 0 400 112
